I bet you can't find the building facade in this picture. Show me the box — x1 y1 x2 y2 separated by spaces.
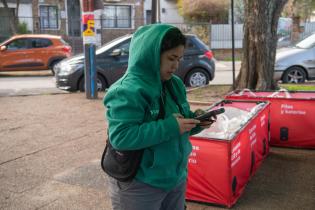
143 0 183 24
0 0 33 41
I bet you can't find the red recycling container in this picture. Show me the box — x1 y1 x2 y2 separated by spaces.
225 89 315 149
186 100 270 208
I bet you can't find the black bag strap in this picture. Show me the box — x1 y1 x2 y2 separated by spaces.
167 81 184 115
157 81 185 120
157 84 166 120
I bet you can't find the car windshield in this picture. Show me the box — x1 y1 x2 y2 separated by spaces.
295 33 315 49
0 37 13 46
96 35 132 55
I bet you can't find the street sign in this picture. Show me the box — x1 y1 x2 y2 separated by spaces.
82 12 96 44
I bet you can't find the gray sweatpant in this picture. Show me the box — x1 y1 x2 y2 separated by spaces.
107 176 186 210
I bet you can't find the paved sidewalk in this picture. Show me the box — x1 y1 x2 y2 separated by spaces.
0 93 314 210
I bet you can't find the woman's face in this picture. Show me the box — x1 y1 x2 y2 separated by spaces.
160 45 185 81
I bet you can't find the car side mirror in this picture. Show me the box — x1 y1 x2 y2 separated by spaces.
0 46 6 51
110 48 122 57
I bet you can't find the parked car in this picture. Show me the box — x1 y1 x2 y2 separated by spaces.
55 34 215 91
0 34 71 74
274 33 315 83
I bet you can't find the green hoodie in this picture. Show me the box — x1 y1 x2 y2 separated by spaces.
104 24 202 191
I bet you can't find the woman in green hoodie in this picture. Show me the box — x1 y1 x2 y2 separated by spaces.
104 24 212 210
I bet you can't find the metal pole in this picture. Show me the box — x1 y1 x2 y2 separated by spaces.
151 0 157 23
231 0 236 89
151 0 160 23
81 0 97 99
156 0 160 23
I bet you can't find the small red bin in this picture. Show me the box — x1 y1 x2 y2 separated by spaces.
186 99 270 208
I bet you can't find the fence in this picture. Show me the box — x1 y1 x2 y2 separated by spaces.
211 22 315 50
210 24 243 49
301 22 315 38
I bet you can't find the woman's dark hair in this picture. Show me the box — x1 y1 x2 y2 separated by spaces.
160 28 186 54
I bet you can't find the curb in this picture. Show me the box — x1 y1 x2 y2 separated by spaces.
0 70 52 77
0 88 69 97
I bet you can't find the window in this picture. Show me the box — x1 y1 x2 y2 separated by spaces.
7 39 29 50
31 38 53 48
146 10 152 25
103 5 131 28
113 41 130 56
39 5 59 29
186 38 196 49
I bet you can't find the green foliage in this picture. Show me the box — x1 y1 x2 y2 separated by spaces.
177 0 183 16
234 0 245 23
282 0 315 20
179 23 210 45
17 22 31 34
190 25 209 45
179 0 229 23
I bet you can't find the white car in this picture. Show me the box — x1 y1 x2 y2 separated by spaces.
274 33 315 83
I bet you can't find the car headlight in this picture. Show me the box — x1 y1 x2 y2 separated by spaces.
58 63 82 76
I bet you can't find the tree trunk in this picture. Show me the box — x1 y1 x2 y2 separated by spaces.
1 0 17 34
16 0 20 16
235 0 288 90
15 0 20 32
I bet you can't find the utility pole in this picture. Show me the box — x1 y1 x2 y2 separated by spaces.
231 0 236 90
151 0 160 23
81 0 103 99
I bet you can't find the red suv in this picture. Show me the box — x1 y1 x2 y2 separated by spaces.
0 34 71 74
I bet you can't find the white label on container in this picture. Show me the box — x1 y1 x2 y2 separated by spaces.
280 104 306 115
189 145 200 165
231 142 241 168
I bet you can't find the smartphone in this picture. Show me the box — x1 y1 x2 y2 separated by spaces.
194 107 225 121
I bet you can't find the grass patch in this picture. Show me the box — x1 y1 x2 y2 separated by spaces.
280 84 315 91
279 84 315 91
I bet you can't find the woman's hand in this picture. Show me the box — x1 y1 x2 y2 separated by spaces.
198 115 217 129
174 114 200 134
194 109 216 129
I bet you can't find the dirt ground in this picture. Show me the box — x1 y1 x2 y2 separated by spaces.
0 92 314 210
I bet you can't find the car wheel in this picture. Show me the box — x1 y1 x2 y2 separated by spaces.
282 67 306 83
185 68 210 87
79 75 107 92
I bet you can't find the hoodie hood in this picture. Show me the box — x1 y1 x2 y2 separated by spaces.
107 24 181 100
127 24 180 90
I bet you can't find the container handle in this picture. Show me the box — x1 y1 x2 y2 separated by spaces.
268 88 291 98
238 89 256 97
